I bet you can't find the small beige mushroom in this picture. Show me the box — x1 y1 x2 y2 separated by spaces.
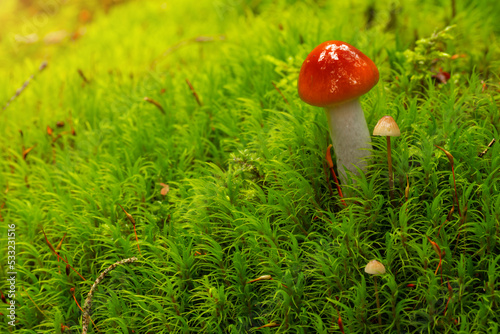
365 259 386 275
373 116 401 137
373 116 400 204
365 260 385 325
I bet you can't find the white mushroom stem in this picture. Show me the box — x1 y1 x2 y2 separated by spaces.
324 98 372 185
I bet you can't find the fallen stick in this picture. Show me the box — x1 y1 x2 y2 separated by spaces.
2 61 48 111
82 257 138 334
478 138 496 157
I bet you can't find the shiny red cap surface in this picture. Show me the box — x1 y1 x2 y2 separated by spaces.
298 41 379 107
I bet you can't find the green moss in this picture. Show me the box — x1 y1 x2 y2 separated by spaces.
0 0 499 332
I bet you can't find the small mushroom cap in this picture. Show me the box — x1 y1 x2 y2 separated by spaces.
298 41 379 108
373 115 400 137
365 260 386 275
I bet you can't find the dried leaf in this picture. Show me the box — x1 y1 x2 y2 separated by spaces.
23 145 36 160
118 204 141 254
160 183 170 196
432 68 450 84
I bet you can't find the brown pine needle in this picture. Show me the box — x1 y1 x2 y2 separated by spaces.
435 145 461 217
77 69 90 84
454 205 468 257
70 288 83 313
118 204 141 255
246 275 272 284
256 322 280 330
133 223 141 254
426 236 443 282
67 263 86 281
326 145 346 206
143 97 165 114
0 202 4 222
41 228 87 281
271 81 289 105
42 228 63 262
185 79 203 106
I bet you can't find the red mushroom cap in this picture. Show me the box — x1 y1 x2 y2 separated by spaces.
298 41 379 107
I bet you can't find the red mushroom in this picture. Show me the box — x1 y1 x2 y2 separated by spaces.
298 41 379 184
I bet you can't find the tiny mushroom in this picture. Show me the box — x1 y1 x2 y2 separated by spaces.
298 41 379 184
365 260 385 325
365 259 386 275
373 115 400 203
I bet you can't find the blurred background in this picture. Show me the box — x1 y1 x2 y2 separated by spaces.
1 0 498 151
2 0 497 74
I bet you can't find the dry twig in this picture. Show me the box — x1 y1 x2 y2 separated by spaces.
2 61 48 111
82 257 137 334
